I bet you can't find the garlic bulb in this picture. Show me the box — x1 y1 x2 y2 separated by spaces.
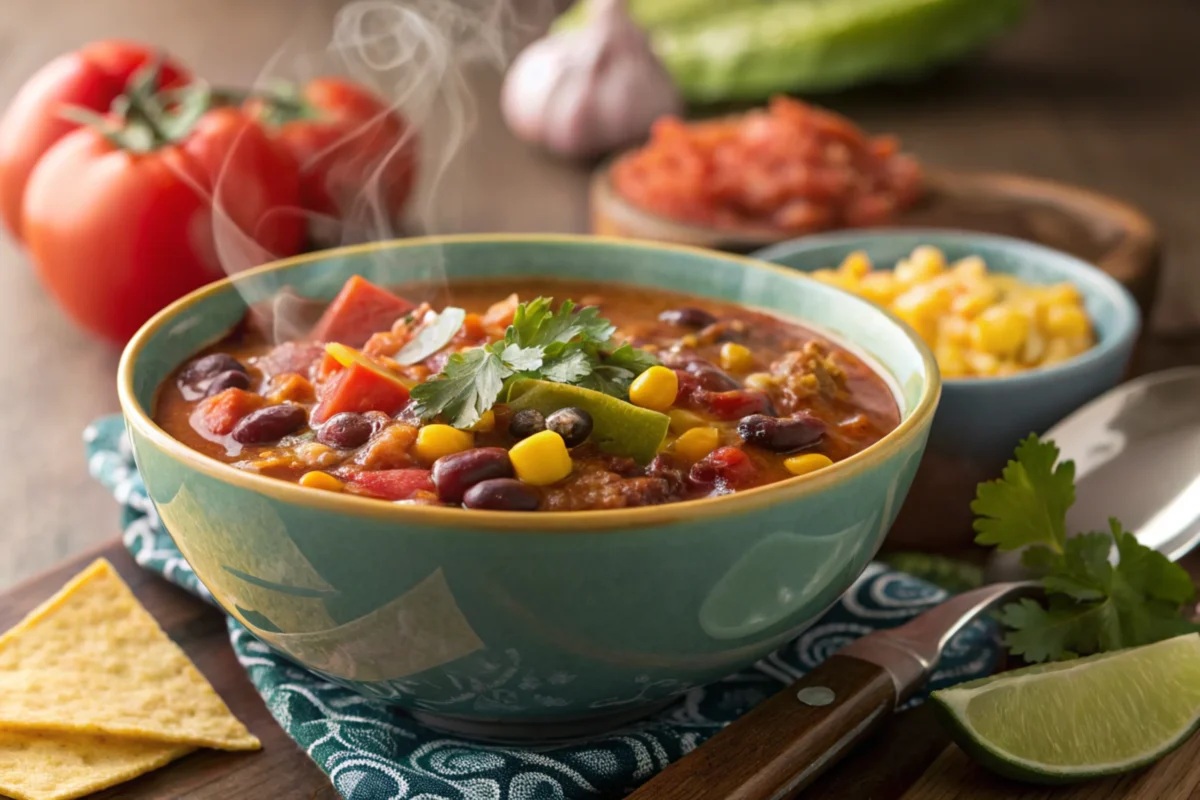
501 0 683 159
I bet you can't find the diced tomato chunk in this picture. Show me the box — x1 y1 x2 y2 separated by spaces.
255 341 325 380
688 446 757 490
311 276 415 348
700 390 776 420
346 469 435 501
311 362 410 424
195 389 266 436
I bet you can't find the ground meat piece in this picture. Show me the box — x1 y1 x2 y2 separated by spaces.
540 460 683 511
351 424 419 470
253 341 325 381
771 341 846 404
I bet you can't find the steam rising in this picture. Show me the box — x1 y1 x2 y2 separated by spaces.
212 0 553 344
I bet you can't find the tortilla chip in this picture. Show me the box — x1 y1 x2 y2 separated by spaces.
0 559 259 751
0 730 190 800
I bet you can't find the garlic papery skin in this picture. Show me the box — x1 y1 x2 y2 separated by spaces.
501 0 683 159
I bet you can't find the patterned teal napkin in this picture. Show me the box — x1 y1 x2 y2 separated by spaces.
86 415 1000 800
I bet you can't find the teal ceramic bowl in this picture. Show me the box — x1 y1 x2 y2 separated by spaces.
753 229 1141 550
118 235 939 742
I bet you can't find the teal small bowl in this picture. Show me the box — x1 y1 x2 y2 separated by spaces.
753 229 1141 550
118 235 939 742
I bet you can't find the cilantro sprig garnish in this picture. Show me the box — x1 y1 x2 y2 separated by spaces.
973 434 1200 663
409 297 659 428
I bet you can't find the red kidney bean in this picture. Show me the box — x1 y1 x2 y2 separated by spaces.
204 369 251 397
231 404 307 444
702 389 777 420
180 354 246 387
433 448 515 503
363 410 394 434
462 478 540 511
688 446 757 489
659 307 718 328
317 412 374 449
737 413 826 453
684 360 740 391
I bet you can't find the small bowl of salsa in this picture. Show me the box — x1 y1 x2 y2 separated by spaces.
591 96 924 252
119 234 938 741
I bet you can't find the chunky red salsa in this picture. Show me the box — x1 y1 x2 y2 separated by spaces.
611 96 923 233
155 276 900 511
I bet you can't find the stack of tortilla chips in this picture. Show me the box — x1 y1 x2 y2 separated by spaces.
0 559 259 800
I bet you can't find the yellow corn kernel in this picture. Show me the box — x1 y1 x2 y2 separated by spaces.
838 250 872 279
857 271 898 305
1021 328 1046 365
509 430 573 486
1042 282 1081 307
937 315 972 345
964 350 1000 376
668 409 707 434
1043 337 1076 365
744 372 775 393
413 424 474 465
892 286 949 344
784 453 833 477
951 282 998 318
969 306 1030 357
951 255 988 282
895 247 945 285
935 344 968 378
719 342 754 373
1043 305 1090 339
674 427 720 462
299 471 344 492
470 409 496 433
629 365 679 412
810 269 841 284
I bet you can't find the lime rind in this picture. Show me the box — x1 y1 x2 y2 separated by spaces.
931 634 1200 784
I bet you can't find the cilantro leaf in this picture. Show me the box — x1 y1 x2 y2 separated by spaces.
976 436 1200 664
541 348 594 384
409 348 511 429
408 297 658 428
972 434 1075 552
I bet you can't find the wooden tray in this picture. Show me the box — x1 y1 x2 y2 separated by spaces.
3 541 1198 799
590 166 1162 320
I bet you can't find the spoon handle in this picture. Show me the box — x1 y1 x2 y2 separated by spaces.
626 655 895 800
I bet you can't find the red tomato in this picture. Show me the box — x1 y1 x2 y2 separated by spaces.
0 41 189 242
253 78 417 232
22 107 304 345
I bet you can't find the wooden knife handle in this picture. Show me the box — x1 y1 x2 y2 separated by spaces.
628 655 897 800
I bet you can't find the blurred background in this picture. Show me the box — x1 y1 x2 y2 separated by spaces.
0 0 1196 587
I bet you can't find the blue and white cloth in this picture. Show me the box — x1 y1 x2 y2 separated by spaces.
85 415 1000 800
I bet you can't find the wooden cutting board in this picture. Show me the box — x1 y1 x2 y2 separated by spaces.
2 541 1197 799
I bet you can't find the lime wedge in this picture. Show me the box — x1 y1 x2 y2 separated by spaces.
931 634 1200 784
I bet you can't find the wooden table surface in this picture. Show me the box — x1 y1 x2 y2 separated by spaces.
0 0 1197 587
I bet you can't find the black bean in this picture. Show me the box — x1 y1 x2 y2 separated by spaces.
659 307 718 328
231 404 308 444
545 407 593 448
433 448 514 503
737 413 826 453
180 353 246 387
317 412 374 449
462 478 540 511
685 360 740 391
509 409 546 440
204 369 251 396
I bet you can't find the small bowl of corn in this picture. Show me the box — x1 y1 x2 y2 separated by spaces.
753 229 1140 550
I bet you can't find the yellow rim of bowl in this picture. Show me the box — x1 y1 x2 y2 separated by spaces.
118 234 942 532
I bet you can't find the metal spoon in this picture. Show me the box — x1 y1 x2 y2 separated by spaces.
985 366 1200 583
